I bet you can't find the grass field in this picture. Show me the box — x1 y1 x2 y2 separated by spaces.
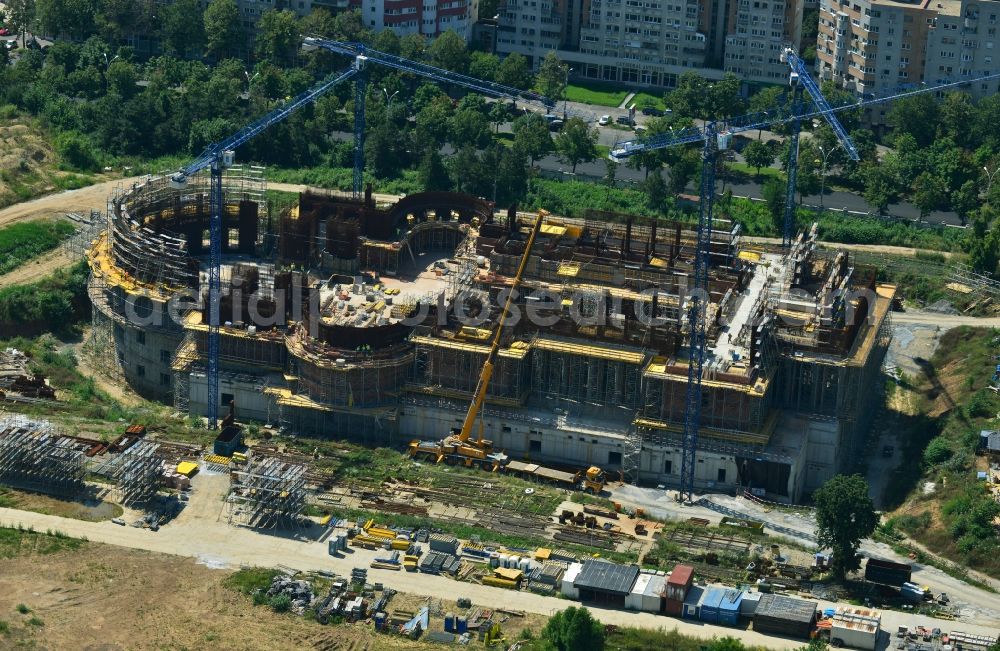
0 220 76 276
0 526 86 559
564 83 630 107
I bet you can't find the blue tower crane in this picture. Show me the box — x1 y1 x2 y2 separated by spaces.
609 69 1000 502
169 62 362 428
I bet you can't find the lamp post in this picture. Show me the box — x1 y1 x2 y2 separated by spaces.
815 145 836 208
562 66 573 120
984 165 999 199
382 87 400 111
241 71 259 100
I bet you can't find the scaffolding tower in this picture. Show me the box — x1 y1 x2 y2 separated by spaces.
224 454 306 529
0 417 86 496
94 441 163 506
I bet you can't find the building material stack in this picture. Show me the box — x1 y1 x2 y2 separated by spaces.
224 453 306 528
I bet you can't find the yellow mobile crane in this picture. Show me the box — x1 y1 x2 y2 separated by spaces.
407 210 609 494
409 210 547 469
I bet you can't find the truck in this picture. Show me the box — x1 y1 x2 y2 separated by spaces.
863 558 911 587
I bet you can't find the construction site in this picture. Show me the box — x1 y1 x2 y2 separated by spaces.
83 171 894 505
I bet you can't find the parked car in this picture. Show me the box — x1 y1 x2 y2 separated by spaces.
548 119 564 132
598 115 611 126
616 115 633 126
641 106 664 116
0 28 10 36
112 517 126 526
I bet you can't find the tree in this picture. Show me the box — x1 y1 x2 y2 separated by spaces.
912 171 948 221
418 149 451 192
762 177 786 233
667 149 700 197
161 0 204 58
603 158 618 197
489 101 508 134
952 180 979 226
511 113 552 165
399 33 426 61
6 0 36 46
496 53 532 90
256 9 300 66
743 140 775 179
36 0 96 40
887 93 939 148
813 474 878 579
469 51 499 81
861 161 900 216
204 0 242 61
554 117 597 173
749 86 785 139
536 51 567 101
448 107 491 149
541 606 604 651
427 29 468 73
642 170 667 214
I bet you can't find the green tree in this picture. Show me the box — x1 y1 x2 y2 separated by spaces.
469 51 499 81
399 32 426 60
912 171 948 221
478 0 499 19
748 86 786 139
554 116 597 173
256 9 300 66
887 93 939 148
371 28 400 54
489 101 508 134
762 177 786 233
448 107 491 149
495 143 529 205
814 474 878 579
937 91 975 149
496 52 532 89
511 112 552 164
603 158 618 197
952 179 979 226
161 0 204 58
541 606 604 651
427 29 468 73
536 51 567 102
861 162 900 216
667 149 700 197
36 0 96 40
743 140 775 179
204 0 242 61
418 149 451 192
968 222 1000 275
642 170 668 214
6 0 36 45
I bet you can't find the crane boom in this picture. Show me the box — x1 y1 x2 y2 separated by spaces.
781 48 859 162
458 210 546 443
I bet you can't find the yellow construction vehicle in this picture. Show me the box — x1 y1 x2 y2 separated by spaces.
584 466 607 494
409 210 547 469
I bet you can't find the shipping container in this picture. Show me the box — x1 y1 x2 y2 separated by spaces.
717 589 744 626
700 586 726 624
864 558 912 587
666 564 694 601
682 585 705 620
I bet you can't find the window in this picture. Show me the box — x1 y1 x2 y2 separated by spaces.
529 440 542 452
228 228 240 248
718 468 727 483
136 365 145 378
608 451 622 465
502 425 512 432
160 350 171 364
221 392 234 407
136 331 145 345
664 459 673 474
202 229 210 249
160 373 171 387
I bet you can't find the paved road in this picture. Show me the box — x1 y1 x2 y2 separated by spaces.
3 472 1000 646
890 311 1000 328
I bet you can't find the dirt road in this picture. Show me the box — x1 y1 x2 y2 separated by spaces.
3 472 1000 645
891 311 1000 329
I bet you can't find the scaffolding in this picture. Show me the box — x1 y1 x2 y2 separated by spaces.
224 454 307 529
94 441 163 506
0 417 86 496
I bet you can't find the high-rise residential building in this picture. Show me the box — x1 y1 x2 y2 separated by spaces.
816 0 1000 105
493 0 805 88
724 0 805 83
349 0 480 38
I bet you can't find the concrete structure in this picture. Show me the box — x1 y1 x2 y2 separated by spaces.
493 0 805 87
352 0 480 39
87 177 894 505
816 0 1000 113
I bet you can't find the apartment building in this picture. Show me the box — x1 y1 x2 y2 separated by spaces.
494 0 803 88
816 0 1000 103
724 0 806 83
349 0 480 38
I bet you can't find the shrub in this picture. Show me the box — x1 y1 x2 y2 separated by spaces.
15 604 30 615
55 131 101 172
923 437 953 466
270 593 292 613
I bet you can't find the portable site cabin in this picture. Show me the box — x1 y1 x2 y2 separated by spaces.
573 560 641 608
739 591 762 617
752 594 817 639
625 573 665 613
561 562 583 599
665 564 694 615
682 585 705 620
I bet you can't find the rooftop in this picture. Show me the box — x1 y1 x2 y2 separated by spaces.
574 560 640 595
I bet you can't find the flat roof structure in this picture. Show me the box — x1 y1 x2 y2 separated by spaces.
575 560 640 595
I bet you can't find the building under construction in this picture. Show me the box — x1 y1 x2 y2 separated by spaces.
87 174 894 503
